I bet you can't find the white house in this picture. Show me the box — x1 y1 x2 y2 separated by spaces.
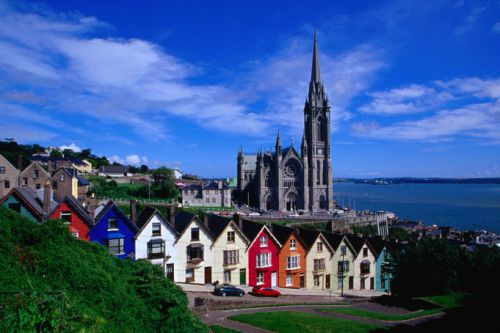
205 214 249 285
134 206 178 279
172 210 215 284
324 233 357 291
347 235 377 291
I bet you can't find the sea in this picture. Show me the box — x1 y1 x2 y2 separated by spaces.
333 182 500 234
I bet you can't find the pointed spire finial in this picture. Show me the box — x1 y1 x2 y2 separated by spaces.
311 31 322 84
276 129 281 147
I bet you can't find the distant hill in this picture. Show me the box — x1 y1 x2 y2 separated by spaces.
0 207 207 332
335 177 500 184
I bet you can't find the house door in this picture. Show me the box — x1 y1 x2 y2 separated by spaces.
300 274 305 288
240 269 246 285
166 264 174 281
349 276 354 289
204 267 212 284
271 272 277 287
370 277 374 290
325 274 331 289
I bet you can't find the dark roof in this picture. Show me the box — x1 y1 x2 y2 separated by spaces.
345 234 366 253
367 236 386 257
322 232 345 251
56 167 77 178
77 175 89 186
240 219 265 242
0 187 57 221
57 195 94 226
173 210 197 234
204 214 232 239
30 156 86 165
94 200 138 231
296 228 320 249
270 224 294 245
136 206 157 230
99 165 130 173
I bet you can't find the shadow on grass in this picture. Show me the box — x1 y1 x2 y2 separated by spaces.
370 295 439 311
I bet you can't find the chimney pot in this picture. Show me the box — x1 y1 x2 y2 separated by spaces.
203 214 209 228
168 206 176 227
43 180 51 218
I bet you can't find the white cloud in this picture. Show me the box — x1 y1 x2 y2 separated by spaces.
493 22 500 34
108 154 148 166
59 143 81 152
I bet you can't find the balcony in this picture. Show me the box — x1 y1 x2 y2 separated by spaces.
187 257 203 267
148 252 165 260
313 265 326 273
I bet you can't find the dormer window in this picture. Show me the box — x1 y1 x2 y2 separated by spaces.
152 222 161 236
317 242 323 252
191 227 199 241
60 211 72 223
34 169 39 178
60 174 65 182
363 248 368 257
290 239 297 250
108 217 118 230
227 231 235 243
260 235 268 247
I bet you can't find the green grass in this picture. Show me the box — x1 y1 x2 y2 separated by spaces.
210 325 241 333
316 307 443 321
228 311 384 333
420 292 468 309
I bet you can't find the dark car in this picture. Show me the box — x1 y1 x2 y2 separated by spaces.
252 286 281 297
214 284 245 297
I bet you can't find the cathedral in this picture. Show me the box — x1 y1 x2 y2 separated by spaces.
237 33 334 212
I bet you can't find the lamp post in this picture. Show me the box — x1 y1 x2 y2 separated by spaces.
340 247 345 298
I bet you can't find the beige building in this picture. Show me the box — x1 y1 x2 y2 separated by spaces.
324 233 357 291
0 154 19 198
19 162 50 192
299 229 334 290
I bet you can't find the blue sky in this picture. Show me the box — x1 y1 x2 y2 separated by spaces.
0 0 499 178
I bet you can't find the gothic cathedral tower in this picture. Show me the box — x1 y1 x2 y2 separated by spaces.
303 32 334 210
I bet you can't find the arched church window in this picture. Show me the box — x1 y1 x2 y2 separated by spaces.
265 170 272 187
317 160 321 185
283 159 301 188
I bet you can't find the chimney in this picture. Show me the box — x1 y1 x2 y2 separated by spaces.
203 214 209 229
130 200 137 223
43 180 51 217
168 205 176 227
87 193 96 219
17 155 23 171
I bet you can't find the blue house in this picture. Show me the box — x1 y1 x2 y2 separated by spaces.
90 201 138 259
368 237 392 292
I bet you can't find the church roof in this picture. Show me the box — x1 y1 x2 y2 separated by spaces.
241 154 257 171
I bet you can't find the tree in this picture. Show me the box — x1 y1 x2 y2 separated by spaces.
50 150 63 159
151 167 179 200
139 164 149 173
80 148 92 159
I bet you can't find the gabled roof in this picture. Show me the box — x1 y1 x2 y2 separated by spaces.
94 200 138 232
53 167 77 178
77 175 89 186
271 224 307 251
20 162 50 178
240 220 282 248
0 154 19 173
345 234 365 253
53 195 94 227
173 210 198 235
367 236 387 258
0 187 56 221
99 165 130 173
135 206 178 238
322 232 345 252
204 214 232 238
296 228 320 249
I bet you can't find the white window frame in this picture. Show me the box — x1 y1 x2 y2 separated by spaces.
287 255 300 270
317 242 323 252
290 239 297 250
286 274 293 286
256 253 271 268
257 272 264 285
260 235 268 247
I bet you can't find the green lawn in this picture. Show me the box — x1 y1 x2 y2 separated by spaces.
316 307 443 321
228 311 384 333
210 325 241 333
420 292 468 309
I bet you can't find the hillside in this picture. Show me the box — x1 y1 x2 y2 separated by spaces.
0 206 208 332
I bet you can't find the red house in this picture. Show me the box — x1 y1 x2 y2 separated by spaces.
241 220 281 288
50 196 94 241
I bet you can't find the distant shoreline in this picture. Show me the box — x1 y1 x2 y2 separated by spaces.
334 178 500 185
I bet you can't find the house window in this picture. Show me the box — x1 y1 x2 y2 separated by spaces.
257 272 264 285
338 260 349 274
256 253 271 268
227 231 235 243
60 174 65 182
186 269 194 283
290 239 296 250
363 248 368 257
313 276 320 287
187 244 203 262
4 180 9 189
287 255 300 269
34 169 39 178
360 277 366 289
191 227 199 241
211 198 215 203
147 240 165 259
8 203 21 213
360 261 370 275
286 274 293 286
224 270 231 283
71 231 79 238
107 217 119 230
22 177 28 186
60 211 72 223
317 242 323 252
223 250 239 265
313 258 325 271
341 245 347 256
152 222 161 236
205 198 209 203
108 238 124 255
36 184 41 190
0 167 5 174
260 235 268 247
381 278 386 289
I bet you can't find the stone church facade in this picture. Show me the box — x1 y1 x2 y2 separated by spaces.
237 34 334 211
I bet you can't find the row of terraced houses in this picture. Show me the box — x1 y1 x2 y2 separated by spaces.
0 182 392 292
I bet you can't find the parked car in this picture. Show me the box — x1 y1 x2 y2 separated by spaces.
214 284 245 297
252 286 281 297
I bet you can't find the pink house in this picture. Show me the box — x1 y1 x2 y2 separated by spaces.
241 220 281 287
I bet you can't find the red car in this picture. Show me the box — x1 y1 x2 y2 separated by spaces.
252 286 281 297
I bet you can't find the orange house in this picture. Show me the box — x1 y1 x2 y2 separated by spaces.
272 224 307 288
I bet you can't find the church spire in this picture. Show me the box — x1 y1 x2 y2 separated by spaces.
311 31 322 84
275 129 282 156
